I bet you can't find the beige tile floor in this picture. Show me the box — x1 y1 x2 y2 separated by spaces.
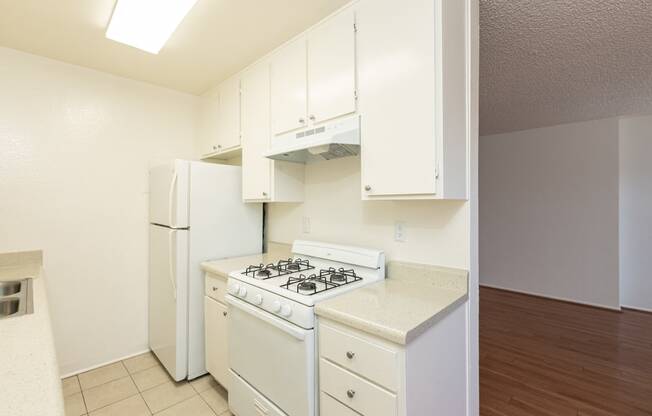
62 352 232 416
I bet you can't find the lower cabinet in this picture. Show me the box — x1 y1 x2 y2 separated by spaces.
204 295 229 389
318 304 467 416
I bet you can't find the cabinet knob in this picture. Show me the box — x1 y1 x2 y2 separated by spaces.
347 389 356 399
212 145 217 150
262 192 268 197
364 185 371 192
217 144 222 149
346 351 355 359
212 286 218 291
299 117 306 124
222 311 227 317
309 114 316 121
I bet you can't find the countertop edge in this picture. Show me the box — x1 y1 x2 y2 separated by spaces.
0 260 65 416
201 262 229 279
315 289 468 345
403 291 468 343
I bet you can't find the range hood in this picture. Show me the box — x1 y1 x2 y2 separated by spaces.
264 116 360 163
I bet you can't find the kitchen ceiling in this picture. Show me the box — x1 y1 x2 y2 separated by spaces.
0 0 349 95
2 0 650 134
481 0 652 135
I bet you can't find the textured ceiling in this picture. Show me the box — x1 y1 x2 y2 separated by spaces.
480 0 652 135
0 0 350 95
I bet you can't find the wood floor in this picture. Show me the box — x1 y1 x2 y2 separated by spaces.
480 287 652 416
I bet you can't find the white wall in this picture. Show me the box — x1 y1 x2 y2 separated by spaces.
619 115 652 312
0 47 198 376
479 118 620 309
267 156 469 268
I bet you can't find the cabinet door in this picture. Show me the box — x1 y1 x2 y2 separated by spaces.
241 61 272 201
270 36 308 135
216 75 241 151
198 91 220 156
204 297 229 389
358 0 438 197
308 8 357 124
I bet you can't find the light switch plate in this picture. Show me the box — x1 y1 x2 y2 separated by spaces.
302 216 311 234
394 221 406 242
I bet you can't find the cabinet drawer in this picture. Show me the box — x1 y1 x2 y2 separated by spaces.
319 323 399 392
320 392 361 416
320 359 397 416
205 273 227 303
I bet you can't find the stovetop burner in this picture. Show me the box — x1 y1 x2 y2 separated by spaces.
281 267 362 295
242 258 315 280
330 273 346 283
256 269 272 278
297 280 317 292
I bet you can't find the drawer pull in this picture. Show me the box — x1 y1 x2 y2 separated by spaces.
347 389 356 398
346 351 355 359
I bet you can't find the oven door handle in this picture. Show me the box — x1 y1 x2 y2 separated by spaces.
226 295 308 341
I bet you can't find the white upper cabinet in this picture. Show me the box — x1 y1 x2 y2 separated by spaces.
270 8 357 135
198 89 220 156
270 36 308 135
307 8 357 124
216 74 241 151
203 0 467 200
242 60 304 202
241 61 273 201
357 0 467 200
198 74 241 158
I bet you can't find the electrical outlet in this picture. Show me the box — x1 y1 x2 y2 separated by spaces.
302 216 311 234
394 221 406 242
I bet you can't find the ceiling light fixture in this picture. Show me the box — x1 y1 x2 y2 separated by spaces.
105 0 199 54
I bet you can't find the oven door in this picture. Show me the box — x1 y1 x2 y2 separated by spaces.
226 295 315 416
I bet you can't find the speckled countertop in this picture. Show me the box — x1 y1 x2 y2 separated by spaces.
0 250 64 416
201 242 292 279
315 261 468 345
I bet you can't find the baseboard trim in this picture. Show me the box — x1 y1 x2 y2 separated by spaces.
479 283 622 312
622 305 652 314
60 348 151 379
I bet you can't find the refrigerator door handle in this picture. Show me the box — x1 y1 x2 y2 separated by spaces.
168 171 178 228
168 230 177 300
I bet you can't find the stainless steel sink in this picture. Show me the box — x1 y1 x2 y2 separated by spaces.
0 281 22 296
0 298 20 317
0 279 33 320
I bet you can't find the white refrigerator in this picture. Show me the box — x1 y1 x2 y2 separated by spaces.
148 159 262 381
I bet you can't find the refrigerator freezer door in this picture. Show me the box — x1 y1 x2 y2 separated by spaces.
149 160 190 229
149 224 189 381
185 162 263 379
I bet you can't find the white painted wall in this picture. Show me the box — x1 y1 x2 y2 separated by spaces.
479 118 620 309
267 156 469 268
619 115 652 312
0 47 198 376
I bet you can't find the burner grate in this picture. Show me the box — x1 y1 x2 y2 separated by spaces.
281 268 362 295
241 258 314 280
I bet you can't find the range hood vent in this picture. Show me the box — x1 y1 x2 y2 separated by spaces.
264 116 360 163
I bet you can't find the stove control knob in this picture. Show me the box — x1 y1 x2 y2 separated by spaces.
279 304 292 317
272 300 282 313
238 286 248 297
253 294 263 305
228 284 240 295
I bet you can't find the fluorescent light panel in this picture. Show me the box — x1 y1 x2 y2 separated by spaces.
106 0 199 54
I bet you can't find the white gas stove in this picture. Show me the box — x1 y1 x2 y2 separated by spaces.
225 240 385 416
